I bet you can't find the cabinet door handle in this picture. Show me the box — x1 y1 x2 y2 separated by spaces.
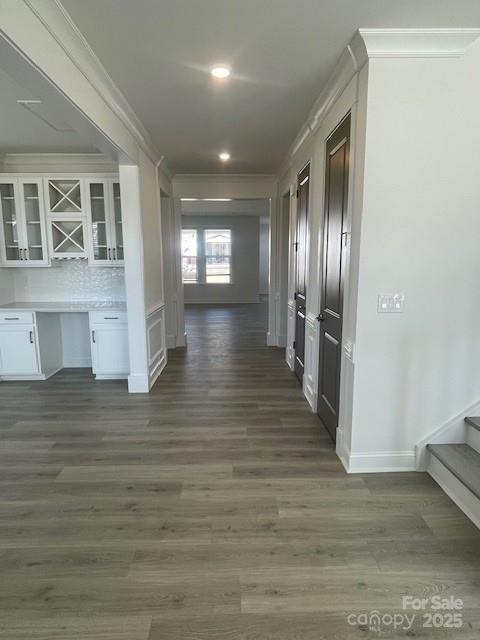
19 248 24 260
112 248 116 260
4 317 20 321
108 248 111 260
29 330 34 344
104 316 118 320
92 330 96 343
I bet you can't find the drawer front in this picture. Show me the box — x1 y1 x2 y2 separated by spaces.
0 311 35 325
89 310 127 325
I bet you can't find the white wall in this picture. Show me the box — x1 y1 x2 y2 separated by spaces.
259 221 270 295
182 214 260 304
350 39 480 465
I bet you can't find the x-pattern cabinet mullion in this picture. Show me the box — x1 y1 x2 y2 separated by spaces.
45 177 88 260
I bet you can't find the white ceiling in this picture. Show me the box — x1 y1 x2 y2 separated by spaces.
57 1 480 173
0 69 97 155
181 198 269 217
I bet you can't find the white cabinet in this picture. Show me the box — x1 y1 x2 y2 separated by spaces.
90 312 129 379
86 179 124 266
0 178 49 266
0 321 39 377
45 178 87 260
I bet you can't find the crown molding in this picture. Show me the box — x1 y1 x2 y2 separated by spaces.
173 174 278 183
21 0 161 164
277 28 480 176
359 28 480 59
156 155 173 181
283 38 363 167
2 152 118 172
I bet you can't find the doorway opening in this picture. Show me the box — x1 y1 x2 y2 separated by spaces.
179 198 271 349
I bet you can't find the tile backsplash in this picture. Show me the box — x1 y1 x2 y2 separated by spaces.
12 259 126 302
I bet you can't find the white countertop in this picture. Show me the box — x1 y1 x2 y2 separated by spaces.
0 301 127 313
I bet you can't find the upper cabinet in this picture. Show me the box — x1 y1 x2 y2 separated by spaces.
0 174 123 267
46 177 87 260
86 179 124 266
0 178 49 266
47 179 83 215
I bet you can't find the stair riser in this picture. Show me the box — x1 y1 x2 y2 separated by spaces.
466 426 480 454
428 454 480 529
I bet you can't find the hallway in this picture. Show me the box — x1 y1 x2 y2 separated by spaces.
0 303 479 638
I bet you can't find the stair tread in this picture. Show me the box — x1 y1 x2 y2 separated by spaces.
427 443 480 500
465 416 480 432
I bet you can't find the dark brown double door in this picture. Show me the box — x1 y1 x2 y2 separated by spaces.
317 114 351 441
294 163 309 382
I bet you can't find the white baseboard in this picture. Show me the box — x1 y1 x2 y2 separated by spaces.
277 333 287 348
128 373 150 393
266 332 277 346
428 454 480 529
62 357 91 368
1 374 48 381
344 450 416 473
95 373 128 380
336 427 350 473
184 299 260 305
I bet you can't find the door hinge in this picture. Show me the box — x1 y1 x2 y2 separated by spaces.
296 189 300 199
293 340 296 349
294 242 298 252
294 292 297 300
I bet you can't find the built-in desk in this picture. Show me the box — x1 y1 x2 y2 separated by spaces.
0 301 128 381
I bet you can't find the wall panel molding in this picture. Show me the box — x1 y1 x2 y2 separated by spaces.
146 303 166 388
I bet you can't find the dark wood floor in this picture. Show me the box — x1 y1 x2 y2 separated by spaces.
1 302 480 638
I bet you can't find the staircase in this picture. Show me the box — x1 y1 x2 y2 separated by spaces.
427 417 480 528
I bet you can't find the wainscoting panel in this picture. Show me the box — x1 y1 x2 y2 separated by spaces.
286 299 296 370
303 312 319 411
147 304 167 387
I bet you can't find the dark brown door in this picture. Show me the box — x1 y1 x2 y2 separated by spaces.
294 163 309 382
317 114 350 440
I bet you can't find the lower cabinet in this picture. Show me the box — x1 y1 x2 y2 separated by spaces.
89 312 129 379
0 325 39 376
0 309 129 381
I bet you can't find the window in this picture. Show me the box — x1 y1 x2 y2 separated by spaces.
181 227 232 284
181 229 198 283
204 229 231 283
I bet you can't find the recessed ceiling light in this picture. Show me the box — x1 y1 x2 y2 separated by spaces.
180 198 198 202
203 198 232 202
211 65 231 79
219 152 230 162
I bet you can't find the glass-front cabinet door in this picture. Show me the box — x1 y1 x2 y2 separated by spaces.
0 178 48 266
0 181 23 264
111 182 124 263
86 179 124 266
19 180 48 264
87 181 110 264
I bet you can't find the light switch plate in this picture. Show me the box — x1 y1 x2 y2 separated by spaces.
377 294 405 313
